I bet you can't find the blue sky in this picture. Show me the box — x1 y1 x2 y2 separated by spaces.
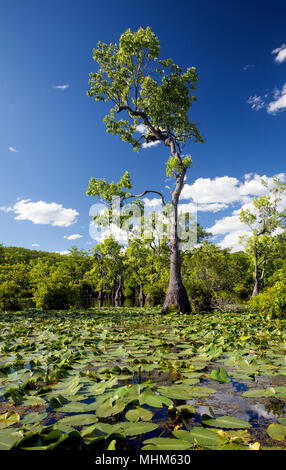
1 0 285 253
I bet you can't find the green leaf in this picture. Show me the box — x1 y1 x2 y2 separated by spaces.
139 388 173 408
125 407 153 422
157 385 216 400
21 412 48 425
56 413 98 427
173 427 222 449
201 414 251 429
266 423 286 441
0 411 20 429
107 439 116 450
142 437 192 450
210 368 230 383
0 429 24 450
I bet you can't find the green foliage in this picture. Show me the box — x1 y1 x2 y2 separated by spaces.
87 26 203 152
182 243 252 312
166 155 192 177
0 263 31 310
248 271 286 319
31 263 79 310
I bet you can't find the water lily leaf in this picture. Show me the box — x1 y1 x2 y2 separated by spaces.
125 407 153 422
157 385 216 400
210 368 230 383
173 427 222 449
21 412 48 425
56 413 98 427
242 386 286 398
201 414 251 429
91 421 158 437
139 388 173 408
267 423 286 441
0 429 24 450
0 411 20 429
142 437 192 450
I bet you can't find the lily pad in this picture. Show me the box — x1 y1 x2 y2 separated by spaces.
201 414 251 429
142 437 192 450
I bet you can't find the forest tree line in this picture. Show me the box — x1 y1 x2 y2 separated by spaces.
0 222 285 316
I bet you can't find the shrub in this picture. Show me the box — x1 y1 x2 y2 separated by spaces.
248 279 286 318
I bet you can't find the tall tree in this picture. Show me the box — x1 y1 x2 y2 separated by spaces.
86 26 203 313
240 177 286 297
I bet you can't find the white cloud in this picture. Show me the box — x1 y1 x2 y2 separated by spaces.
136 124 147 134
142 197 163 208
32 243 40 247
181 173 285 211
0 199 79 227
181 176 240 205
64 234 83 240
267 83 286 114
53 84 70 90
247 95 265 111
202 172 286 252
8 146 18 152
272 44 286 63
56 250 71 255
142 140 161 149
218 230 251 251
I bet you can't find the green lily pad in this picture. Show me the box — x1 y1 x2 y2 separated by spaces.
267 423 286 441
157 385 216 400
125 407 153 422
210 368 230 383
21 412 48 425
0 411 20 429
56 413 98 427
142 437 192 450
201 414 251 429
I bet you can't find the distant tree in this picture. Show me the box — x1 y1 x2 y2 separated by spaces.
30 260 78 309
86 26 203 313
0 263 31 310
240 177 286 297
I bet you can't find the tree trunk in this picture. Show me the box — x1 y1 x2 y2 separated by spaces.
161 170 191 314
138 284 145 307
251 249 260 297
115 274 124 306
98 288 104 307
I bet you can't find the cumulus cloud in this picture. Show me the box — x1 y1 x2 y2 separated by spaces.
0 199 79 227
142 140 161 149
205 172 286 252
136 124 147 134
181 173 284 209
272 44 286 63
267 83 286 114
8 146 18 152
64 234 83 240
32 243 40 248
142 197 163 208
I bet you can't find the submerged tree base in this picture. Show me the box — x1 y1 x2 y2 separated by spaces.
161 283 191 314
